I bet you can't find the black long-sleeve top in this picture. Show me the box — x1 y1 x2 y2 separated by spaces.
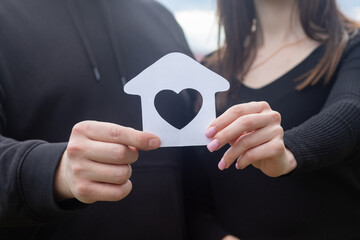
185 33 360 239
0 0 192 239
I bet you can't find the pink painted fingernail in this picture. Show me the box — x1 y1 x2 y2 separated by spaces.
205 126 217 139
207 139 220 152
218 158 227 170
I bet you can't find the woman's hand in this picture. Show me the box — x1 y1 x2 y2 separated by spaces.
206 101 297 177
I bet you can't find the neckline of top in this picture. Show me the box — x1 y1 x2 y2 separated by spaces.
240 44 324 91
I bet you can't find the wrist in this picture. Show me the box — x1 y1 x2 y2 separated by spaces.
54 152 74 202
283 148 297 175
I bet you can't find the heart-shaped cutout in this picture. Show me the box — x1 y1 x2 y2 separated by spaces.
154 89 202 130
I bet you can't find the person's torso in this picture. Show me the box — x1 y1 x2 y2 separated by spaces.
204 43 360 239
0 0 191 239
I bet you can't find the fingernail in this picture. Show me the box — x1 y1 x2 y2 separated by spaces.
148 138 161 148
218 158 227 170
207 139 220 152
235 163 240 169
205 126 217 139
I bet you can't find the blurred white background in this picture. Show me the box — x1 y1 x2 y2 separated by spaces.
157 0 360 59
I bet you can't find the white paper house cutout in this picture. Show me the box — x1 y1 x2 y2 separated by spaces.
124 52 229 147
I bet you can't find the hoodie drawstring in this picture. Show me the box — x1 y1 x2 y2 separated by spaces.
99 0 128 85
66 0 128 84
66 0 102 82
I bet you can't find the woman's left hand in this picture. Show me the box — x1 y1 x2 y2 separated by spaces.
206 101 297 177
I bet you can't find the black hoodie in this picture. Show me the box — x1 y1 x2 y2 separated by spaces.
0 0 192 239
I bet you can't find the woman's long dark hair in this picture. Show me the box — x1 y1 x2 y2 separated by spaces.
206 0 360 109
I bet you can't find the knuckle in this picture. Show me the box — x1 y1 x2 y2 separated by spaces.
273 141 284 154
217 131 230 145
75 181 91 199
72 121 92 135
230 105 244 116
135 134 143 146
66 143 83 158
238 136 251 149
259 101 270 110
109 127 123 141
241 116 253 129
71 163 84 177
72 123 83 134
270 111 281 123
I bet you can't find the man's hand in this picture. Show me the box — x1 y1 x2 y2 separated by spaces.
54 121 161 203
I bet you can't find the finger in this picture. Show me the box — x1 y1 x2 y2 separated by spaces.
229 131 254 146
219 125 280 170
72 121 161 150
77 161 132 185
84 141 139 165
66 139 139 165
236 138 283 170
75 180 133 204
208 111 280 152
207 101 270 138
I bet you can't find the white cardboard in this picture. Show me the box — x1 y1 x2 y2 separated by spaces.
124 52 229 147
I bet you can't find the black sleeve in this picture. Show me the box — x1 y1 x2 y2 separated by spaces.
284 40 360 174
0 132 68 226
184 147 231 240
